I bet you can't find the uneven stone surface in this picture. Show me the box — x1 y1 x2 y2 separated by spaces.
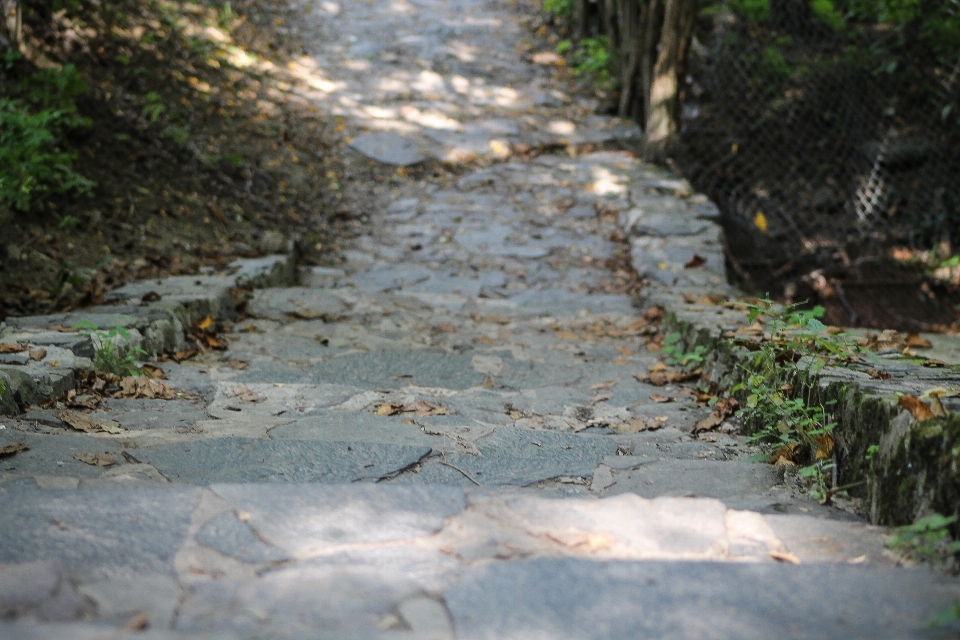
0 0 958 637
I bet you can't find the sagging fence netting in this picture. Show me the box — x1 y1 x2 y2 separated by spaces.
549 0 960 326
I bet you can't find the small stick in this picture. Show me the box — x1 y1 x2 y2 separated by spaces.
438 457 481 486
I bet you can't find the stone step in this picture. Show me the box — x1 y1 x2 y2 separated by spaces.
0 483 955 638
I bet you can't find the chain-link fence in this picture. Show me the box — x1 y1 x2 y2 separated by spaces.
674 0 960 321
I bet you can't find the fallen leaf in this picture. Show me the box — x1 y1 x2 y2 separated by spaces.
0 343 26 354
905 333 933 348
141 291 162 302
847 554 868 565
735 322 765 336
860 329 907 352
0 441 29 457
195 315 215 332
922 358 948 368
237 322 263 333
865 368 891 380
66 391 99 409
898 395 935 421
124 612 150 632
684 254 706 268
57 410 95 433
436 323 456 334
611 357 629 365
47 325 80 333
769 442 800 465
650 394 672 403
768 551 801 564
73 452 117 466
233 385 266 404
693 413 724 433
473 336 496 345
227 358 250 370
591 393 613 404
375 403 403 416
554 330 577 340
508 410 524 420
28 348 46 361
172 348 199 362
141 364 166 379
613 418 657 433
589 380 617 391
643 307 663 321
815 434 835 460
648 369 701 386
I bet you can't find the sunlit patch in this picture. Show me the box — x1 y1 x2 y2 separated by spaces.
446 42 477 62
203 25 230 43
451 75 470 94
494 87 518 106
363 105 398 119
400 106 461 130
589 166 627 197
342 59 372 71
548 120 576 135
412 70 447 95
321 2 341 14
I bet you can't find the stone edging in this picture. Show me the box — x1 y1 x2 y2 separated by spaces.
0 254 297 415
621 168 960 528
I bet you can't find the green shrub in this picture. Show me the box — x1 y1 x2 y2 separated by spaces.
543 0 574 16
0 59 93 212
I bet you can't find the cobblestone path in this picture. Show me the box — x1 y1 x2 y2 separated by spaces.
1 0 959 637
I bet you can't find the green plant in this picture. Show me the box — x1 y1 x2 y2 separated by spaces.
662 332 708 371
59 214 80 230
726 299 859 485
543 0 573 16
567 36 614 86
889 514 960 565
0 61 93 212
163 124 190 145
142 92 166 122
75 319 146 377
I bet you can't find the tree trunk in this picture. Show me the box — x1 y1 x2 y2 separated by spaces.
572 0 587 45
1 0 22 51
645 0 696 155
618 0 643 118
640 0 661 127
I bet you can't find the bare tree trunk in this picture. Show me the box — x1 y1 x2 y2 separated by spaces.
572 0 587 45
1 0 22 51
600 0 619 52
645 0 696 155
618 0 644 117
640 0 661 126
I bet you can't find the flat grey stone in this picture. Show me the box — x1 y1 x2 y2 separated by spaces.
0 562 93 622
0 486 199 579
249 287 348 320
633 211 710 237
349 132 427 166
134 438 432 485
194 512 292 564
0 431 125 479
77 573 181 629
444 558 960 640
601 459 781 501
307 350 485 390
210 484 466 553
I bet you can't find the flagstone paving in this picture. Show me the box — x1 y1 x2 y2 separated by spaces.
1 0 959 637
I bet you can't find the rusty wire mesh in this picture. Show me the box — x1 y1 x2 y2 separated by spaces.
675 0 960 303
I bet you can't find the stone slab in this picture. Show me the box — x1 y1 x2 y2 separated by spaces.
348 132 427 166
133 438 432 485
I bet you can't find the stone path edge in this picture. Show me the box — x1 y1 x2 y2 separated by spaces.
0 253 298 415
621 172 960 529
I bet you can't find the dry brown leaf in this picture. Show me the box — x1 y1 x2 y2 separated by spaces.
473 336 496 345
693 413 724 433
648 370 701 386
591 393 613 404
228 358 250 370
172 348 199 363
649 361 667 373
589 380 617 391
233 385 266 404
436 323 456 334
643 307 663 321
865 368 891 380
859 329 907 351
141 291 162 302
57 410 95 433
203 335 229 350
684 254 706 268
28 348 46 361
47 325 80 333
554 330 577 340
768 551 801 564
735 322 765 336
0 343 26 354
906 333 933 348
73 452 117 466
650 394 672 403
898 395 935 421
0 441 29 457
613 418 658 433
195 315 215 332
141 364 166 379
769 442 800 465
124 612 150 632
611 357 629 365
375 403 404 416
815 434 835 460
